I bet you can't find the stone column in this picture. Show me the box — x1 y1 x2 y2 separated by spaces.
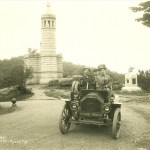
40 3 58 84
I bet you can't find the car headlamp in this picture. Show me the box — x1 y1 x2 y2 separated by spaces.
104 106 110 112
110 95 115 100
72 104 77 109
70 102 78 110
74 94 78 99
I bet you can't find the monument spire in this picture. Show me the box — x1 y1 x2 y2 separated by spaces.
44 0 52 14
47 0 50 7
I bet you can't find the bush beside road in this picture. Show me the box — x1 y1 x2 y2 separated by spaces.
0 86 33 102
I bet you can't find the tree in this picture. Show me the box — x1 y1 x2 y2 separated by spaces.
0 57 33 91
63 61 124 84
130 1 150 27
138 69 150 90
63 62 84 77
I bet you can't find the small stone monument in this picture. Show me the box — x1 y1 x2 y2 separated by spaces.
121 67 142 92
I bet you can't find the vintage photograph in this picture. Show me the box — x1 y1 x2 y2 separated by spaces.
0 0 150 150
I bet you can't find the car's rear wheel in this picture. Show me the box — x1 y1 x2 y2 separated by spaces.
112 108 121 139
59 104 71 134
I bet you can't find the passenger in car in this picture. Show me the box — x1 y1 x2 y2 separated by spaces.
93 68 98 77
95 64 113 90
80 67 95 90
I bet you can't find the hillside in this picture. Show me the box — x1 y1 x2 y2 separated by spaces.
0 56 124 88
63 61 124 84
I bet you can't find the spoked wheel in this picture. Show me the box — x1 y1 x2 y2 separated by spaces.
59 104 72 134
112 108 121 139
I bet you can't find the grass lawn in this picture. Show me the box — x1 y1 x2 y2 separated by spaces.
44 85 71 99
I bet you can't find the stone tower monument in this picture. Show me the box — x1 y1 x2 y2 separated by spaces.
24 1 63 84
40 1 58 84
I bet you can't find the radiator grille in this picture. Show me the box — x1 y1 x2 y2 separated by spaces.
81 98 101 113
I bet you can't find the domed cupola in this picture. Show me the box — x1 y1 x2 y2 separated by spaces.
41 1 56 29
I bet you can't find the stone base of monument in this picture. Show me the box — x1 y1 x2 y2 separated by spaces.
121 87 142 92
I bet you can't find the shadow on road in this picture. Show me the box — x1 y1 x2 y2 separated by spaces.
0 104 18 115
69 124 113 139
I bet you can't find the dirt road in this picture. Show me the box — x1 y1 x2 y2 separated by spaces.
0 87 149 150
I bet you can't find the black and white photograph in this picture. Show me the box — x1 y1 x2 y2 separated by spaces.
0 0 150 150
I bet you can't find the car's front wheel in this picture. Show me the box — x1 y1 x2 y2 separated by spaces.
112 108 121 139
59 104 71 134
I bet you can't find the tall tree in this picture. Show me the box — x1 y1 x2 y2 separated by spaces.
0 57 32 90
131 1 150 27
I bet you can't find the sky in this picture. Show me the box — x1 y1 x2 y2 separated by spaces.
0 0 150 73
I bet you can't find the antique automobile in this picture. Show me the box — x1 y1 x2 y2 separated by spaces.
59 81 122 139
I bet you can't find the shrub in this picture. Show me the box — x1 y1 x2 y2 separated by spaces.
138 70 150 91
0 86 32 102
112 84 123 90
44 89 70 99
58 78 73 86
17 85 32 94
0 57 33 90
72 75 82 81
48 79 59 86
63 62 84 77
0 87 21 101
112 81 123 90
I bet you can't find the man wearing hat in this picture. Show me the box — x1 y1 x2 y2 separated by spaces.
95 64 113 90
80 67 95 89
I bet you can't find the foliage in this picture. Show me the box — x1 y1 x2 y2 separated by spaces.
0 87 21 101
72 75 83 81
0 57 32 92
0 57 124 89
48 79 59 86
63 61 124 84
106 70 124 84
112 81 123 91
130 1 150 27
63 62 84 77
58 78 73 86
0 86 33 102
44 88 70 99
137 70 150 90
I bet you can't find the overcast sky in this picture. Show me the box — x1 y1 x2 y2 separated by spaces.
0 0 149 73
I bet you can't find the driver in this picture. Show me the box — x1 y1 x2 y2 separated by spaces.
80 67 95 89
95 64 113 90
